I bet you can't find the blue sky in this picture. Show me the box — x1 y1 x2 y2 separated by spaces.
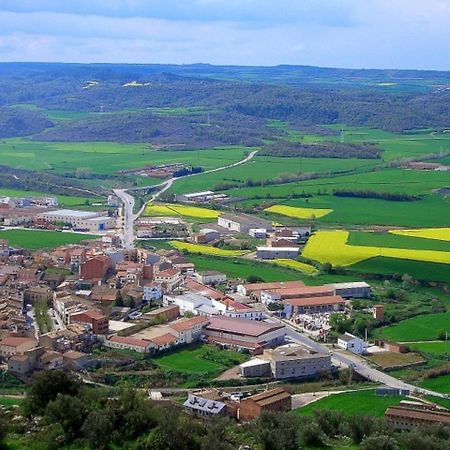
0 0 449 69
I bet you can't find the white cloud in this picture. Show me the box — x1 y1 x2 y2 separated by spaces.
0 1 449 68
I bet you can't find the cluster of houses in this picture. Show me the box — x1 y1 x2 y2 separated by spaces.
183 387 292 421
192 211 312 260
1 231 373 382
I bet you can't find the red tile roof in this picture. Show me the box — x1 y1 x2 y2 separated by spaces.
185 279 225 300
109 335 152 348
0 337 36 348
283 295 345 307
205 316 284 337
170 316 209 332
243 280 305 293
150 333 178 346
266 285 334 298
156 268 180 278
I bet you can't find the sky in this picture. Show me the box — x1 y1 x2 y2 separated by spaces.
0 0 450 70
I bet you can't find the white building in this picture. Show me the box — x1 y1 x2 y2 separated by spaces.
37 209 115 232
143 282 162 302
163 293 226 316
195 271 227 285
328 282 371 299
176 191 215 203
337 332 368 355
218 213 273 234
249 228 267 239
256 247 299 260
223 308 264 320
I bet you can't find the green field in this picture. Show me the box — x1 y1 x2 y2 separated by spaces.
420 373 450 394
0 188 98 207
0 138 247 177
348 231 450 252
186 254 363 284
233 195 449 229
0 229 98 250
0 396 23 407
152 344 248 375
169 155 378 194
295 389 404 417
410 342 450 356
374 312 450 342
350 257 450 284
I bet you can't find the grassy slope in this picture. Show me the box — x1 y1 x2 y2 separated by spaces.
295 389 404 417
420 373 450 394
350 257 450 284
0 138 247 176
374 312 450 342
152 344 247 375
0 229 98 250
186 254 364 284
348 231 450 252
410 342 450 355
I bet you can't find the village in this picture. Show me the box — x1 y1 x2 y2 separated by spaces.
0 192 449 430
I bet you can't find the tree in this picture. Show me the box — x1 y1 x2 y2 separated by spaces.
81 409 117 450
45 394 87 442
247 274 264 283
329 313 353 334
24 370 80 416
113 389 156 441
299 422 325 447
313 409 343 438
360 434 399 450
200 417 234 450
254 411 299 450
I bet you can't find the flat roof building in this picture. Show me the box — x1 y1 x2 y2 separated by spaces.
218 213 273 234
256 247 299 260
203 316 285 352
283 295 346 315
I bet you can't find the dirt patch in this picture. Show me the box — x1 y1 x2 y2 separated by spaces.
367 351 425 370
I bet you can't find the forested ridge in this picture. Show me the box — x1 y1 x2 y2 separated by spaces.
0 63 450 144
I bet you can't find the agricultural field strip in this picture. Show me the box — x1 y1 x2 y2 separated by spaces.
302 230 450 267
264 204 333 219
390 228 450 242
374 311 450 342
269 259 319 275
144 203 220 219
0 229 98 250
348 231 450 252
169 241 250 257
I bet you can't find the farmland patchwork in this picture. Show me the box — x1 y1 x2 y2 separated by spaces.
302 230 450 267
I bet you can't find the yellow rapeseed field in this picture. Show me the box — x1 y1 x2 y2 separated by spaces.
264 205 333 219
390 228 450 242
303 230 450 267
271 259 319 275
169 241 249 257
144 203 220 219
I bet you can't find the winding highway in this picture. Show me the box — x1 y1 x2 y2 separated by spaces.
114 150 258 249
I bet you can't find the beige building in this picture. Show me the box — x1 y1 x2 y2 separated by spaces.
0 336 37 358
240 344 331 380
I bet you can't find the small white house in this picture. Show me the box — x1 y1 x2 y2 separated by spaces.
337 332 368 355
195 271 227 285
249 228 267 239
256 247 299 260
143 282 162 302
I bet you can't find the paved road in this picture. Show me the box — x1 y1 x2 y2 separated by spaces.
114 150 258 248
276 317 446 399
113 188 135 249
